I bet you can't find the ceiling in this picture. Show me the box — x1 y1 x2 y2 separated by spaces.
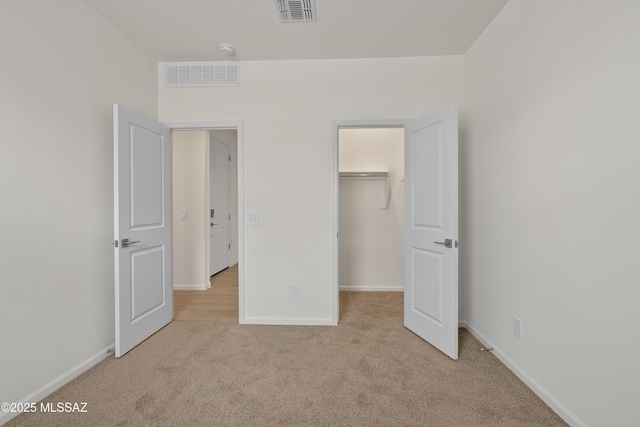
81 0 509 62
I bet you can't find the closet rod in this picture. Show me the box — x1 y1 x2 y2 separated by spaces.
339 172 389 178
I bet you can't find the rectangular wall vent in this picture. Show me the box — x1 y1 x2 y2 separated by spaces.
164 62 239 88
275 0 316 23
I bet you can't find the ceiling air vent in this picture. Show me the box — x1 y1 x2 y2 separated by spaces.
275 0 316 23
164 62 239 88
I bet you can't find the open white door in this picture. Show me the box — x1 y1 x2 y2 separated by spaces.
404 103 458 360
210 137 230 276
114 104 172 357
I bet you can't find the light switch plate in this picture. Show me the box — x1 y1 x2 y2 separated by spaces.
180 210 188 220
246 210 264 225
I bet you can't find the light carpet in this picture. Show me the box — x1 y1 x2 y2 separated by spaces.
6 292 566 426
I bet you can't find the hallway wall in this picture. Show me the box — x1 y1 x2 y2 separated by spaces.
173 131 209 289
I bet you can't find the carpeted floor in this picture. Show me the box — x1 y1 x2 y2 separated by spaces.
6 292 566 426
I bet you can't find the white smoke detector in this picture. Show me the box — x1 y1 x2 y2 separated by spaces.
220 43 235 56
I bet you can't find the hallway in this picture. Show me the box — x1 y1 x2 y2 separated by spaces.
173 264 239 322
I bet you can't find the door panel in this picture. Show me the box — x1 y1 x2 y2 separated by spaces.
130 246 165 321
130 124 164 228
411 248 443 326
114 104 172 357
412 123 443 229
404 103 458 360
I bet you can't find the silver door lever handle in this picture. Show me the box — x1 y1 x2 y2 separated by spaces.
121 238 140 248
434 239 453 248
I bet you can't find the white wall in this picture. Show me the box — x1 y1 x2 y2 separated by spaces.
0 0 158 423
173 131 209 289
339 128 404 291
463 1 640 426
159 56 464 324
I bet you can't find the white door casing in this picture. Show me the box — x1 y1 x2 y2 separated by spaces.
210 137 231 276
404 103 459 360
114 104 173 357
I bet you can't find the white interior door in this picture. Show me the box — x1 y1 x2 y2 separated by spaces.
404 103 459 360
210 137 230 276
114 104 172 357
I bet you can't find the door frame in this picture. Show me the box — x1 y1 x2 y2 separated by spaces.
332 119 406 325
167 121 245 324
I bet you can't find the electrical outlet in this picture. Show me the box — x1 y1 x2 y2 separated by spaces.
513 317 522 340
290 284 299 299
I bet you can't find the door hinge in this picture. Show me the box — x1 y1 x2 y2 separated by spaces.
114 240 119 248
229 214 231 220
228 243 231 249
229 155 231 161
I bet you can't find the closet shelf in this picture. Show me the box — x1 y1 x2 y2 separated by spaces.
339 168 391 209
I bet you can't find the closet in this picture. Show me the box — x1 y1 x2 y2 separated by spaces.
338 128 404 292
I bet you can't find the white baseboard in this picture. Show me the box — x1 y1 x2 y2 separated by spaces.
464 324 586 427
0 344 113 426
339 285 403 292
173 283 208 291
243 317 334 326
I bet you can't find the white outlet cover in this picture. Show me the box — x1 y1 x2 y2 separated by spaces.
513 317 522 339
290 284 299 299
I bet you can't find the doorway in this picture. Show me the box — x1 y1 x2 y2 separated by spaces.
332 106 460 359
333 122 406 324
169 123 244 323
